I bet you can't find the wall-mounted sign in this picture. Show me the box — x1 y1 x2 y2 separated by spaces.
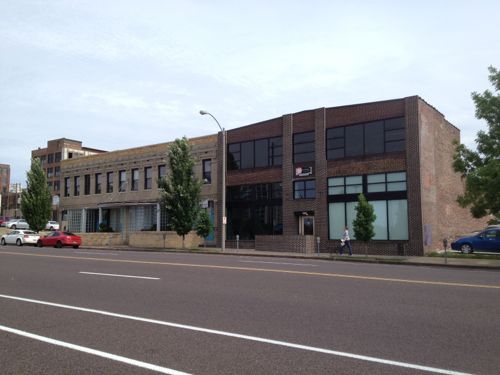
295 166 313 177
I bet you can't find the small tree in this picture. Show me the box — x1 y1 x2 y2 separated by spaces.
21 158 52 232
453 66 500 222
196 210 212 247
352 193 376 254
159 137 202 248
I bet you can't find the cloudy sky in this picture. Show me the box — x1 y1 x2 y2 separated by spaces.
1 0 499 185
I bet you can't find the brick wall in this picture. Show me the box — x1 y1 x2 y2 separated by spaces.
256 235 316 253
79 231 202 249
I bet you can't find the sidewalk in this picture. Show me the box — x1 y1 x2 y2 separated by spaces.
87 245 500 270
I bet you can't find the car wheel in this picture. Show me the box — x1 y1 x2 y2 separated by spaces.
460 243 473 254
16 239 22 246
37 240 43 248
11 225 16 230
55 241 63 248
1 238 5 246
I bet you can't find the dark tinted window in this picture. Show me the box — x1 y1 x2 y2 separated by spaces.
364 121 384 154
255 139 268 168
345 124 363 157
293 131 315 163
240 141 254 169
228 144 241 170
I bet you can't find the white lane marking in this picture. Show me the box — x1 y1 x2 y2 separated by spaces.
79 272 160 280
0 294 471 375
239 260 317 267
0 324 190 375
75 252 119 256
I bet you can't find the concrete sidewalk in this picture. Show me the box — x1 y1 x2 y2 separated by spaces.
87 245 500 270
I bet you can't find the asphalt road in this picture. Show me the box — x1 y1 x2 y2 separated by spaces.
1 245 499 375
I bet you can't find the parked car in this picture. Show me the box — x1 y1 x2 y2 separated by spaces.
0 216 11 226
451 228 500 253
5 219 29 230
37 231 81 249
1 230 40 246
45 221 60 231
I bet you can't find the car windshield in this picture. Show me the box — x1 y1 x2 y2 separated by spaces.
63 232 75 236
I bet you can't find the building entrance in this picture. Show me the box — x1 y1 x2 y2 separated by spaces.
299 216 314 235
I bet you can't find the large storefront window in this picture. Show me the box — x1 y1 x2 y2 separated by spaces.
328 172 408 241
227 182 282 240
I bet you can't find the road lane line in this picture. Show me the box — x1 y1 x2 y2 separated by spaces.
1 251 499 289
79 272 160 280
239 260 318 267
0 294 472 375
75 251 119 256
0 324 190 375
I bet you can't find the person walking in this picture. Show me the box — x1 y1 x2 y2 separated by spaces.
340 226 352 256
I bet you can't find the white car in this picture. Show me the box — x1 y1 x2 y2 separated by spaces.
5 219 29 230
1 230 40 246
45 221 60 231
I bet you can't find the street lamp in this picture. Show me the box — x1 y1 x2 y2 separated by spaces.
200 110 226 253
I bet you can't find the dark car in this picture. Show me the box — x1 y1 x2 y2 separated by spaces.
37 231 82 249
451 228 500 254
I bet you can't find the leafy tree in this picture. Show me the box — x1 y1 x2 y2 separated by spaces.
352 193 376 242
196 210 213 247
453 66 500 221
159 137 202 248
20 158 52 232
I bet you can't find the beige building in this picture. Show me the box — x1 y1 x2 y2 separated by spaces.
60 135 218 245
32 138 106 220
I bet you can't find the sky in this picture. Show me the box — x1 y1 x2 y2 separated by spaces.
1 0 499 185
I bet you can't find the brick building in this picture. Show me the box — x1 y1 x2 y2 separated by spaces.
60 135 217 245
218 96 488 255
0 164 10 216
32 138 106 220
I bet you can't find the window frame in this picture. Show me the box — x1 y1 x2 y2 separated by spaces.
293 179 316 199
293 131 315 164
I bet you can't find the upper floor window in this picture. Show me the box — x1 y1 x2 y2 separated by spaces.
47 168 53 178
95 173 102 194
64 177 70 197
293 132 315 163
47 153 54 164
132 169 139 191
158 164 167 182
84 175 91 195
328 172 407 197
54 166 61 177
74 176 80 196
328 176 363 195
326 117 405 160
55 152 62 163
119 170 127 192
203 159 212 184
228 136 282 170
107 172 114 193
294 179 316 199
144 167 152 190
53 180 60 192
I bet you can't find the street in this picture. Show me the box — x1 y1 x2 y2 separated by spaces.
1 246 499 374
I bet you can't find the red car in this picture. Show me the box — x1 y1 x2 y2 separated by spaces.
37 231 82 249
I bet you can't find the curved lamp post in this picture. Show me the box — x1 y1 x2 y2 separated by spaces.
199 110 226 253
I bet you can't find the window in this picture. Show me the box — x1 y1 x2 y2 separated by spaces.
84 174 91 195
227 137 283 170
202 159 212 184
326 117 405 160
158 164 167 181
119 170 126 192
107 172 114 193
48 154 54 164
144 167 152 190
74 176 80 196
55 152 62 163
40 155 46 165
293 132 315 163
53 180 60 192
47 181 52 191
294 179 316 199
328 171 408 240
132 169 139 191
95 173 102 194
54 166 61 177
47 168 53 178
